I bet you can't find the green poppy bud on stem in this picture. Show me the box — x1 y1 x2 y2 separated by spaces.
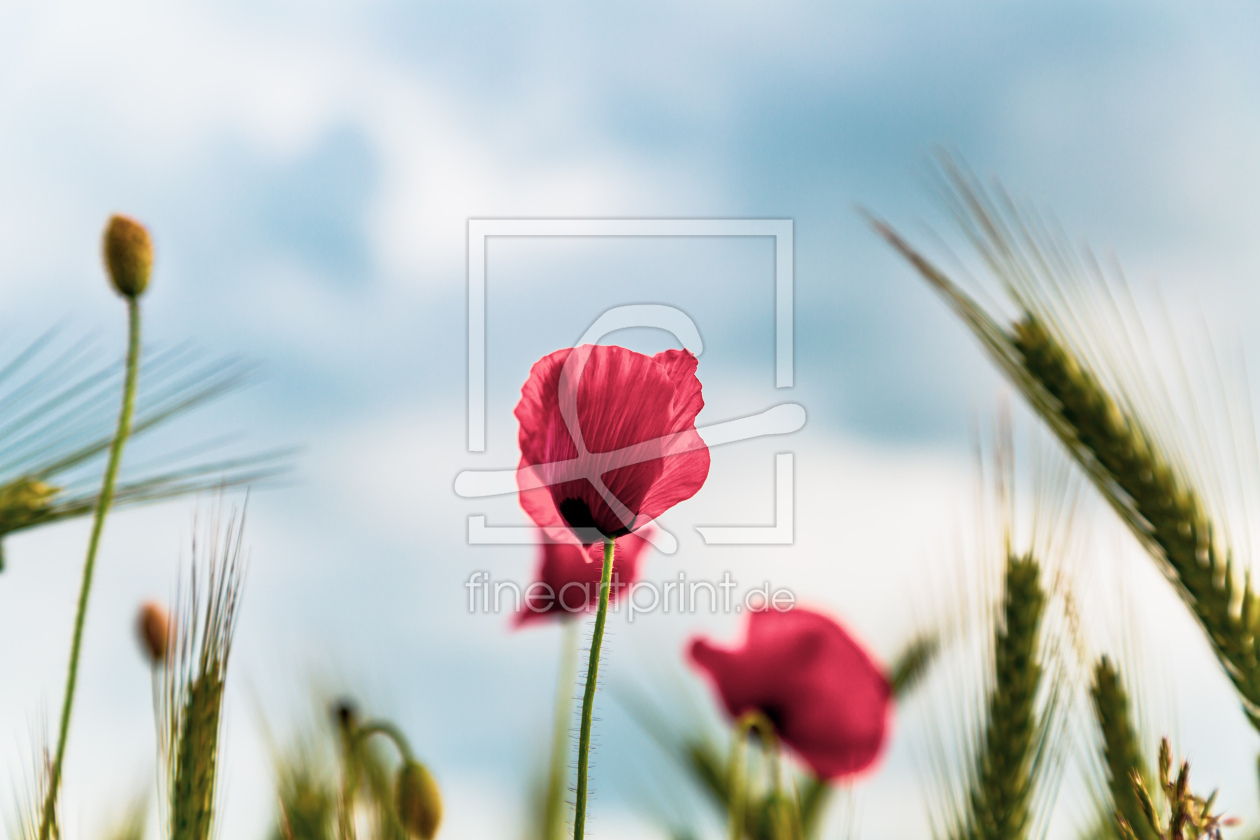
396 760 442 839
102 214 153 298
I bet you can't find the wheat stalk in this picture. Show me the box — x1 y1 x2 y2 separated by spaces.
162 507 247 840
871 158 1260 731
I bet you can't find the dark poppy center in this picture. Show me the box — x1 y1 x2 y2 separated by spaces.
756 704 786 737
558 496 633 541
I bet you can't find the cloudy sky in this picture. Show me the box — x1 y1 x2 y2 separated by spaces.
3 1 1260 838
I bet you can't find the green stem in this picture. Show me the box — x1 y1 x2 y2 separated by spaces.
545 620 579 840
572 538 615 840
342 719 415 840
337 714 359 840
39 297 142 840
727 711 784 840
728 720 750 840
355 720 416 764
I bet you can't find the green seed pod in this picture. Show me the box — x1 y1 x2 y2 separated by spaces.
103 214 153 298
396 760 442 839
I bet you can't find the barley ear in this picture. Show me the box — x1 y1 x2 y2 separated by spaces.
1114 813 1138 840
889 632 941 699
0 479 59 570
271 744 337 840
12 746 61 840
162 508 247 840
103 795 148 840
873 164 1260 732
1131 772 1157 835
954 553 1048 840
1089 658 1158 840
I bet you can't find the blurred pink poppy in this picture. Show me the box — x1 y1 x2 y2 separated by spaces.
515 530 652 626
689 606 891 779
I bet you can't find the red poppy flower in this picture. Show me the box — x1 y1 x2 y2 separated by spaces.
515 530 652 626
688 607 891 780
515 344 709 544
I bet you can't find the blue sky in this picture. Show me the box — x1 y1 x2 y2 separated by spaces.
4 1 1260 837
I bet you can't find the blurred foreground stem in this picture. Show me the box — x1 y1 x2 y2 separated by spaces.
727 711 784 840
572 538 614 840
545 620 579 840
39 297 142 840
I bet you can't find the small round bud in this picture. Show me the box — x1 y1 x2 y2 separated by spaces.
136 601 170 664
103 214 153 298
396 760 442 839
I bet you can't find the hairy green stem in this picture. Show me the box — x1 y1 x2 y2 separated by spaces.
545 620 579 840
572 538 615 840
39 297 142 840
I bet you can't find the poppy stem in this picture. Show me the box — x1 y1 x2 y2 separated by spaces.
727 718 751 840
572 537 615 840
546 620 579 840
728 710 781 840
38 297 142 840
355 720 417 763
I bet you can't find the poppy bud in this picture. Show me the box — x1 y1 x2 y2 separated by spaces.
103 214 153 298
136 600 170 664
396 760 442 839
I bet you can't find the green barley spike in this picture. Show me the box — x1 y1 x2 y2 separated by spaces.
889 632 941 700
872 161 1260 732
103 796 147 840
271 746 336 840
164 510 246 840
1089 658 1158 840
955 553 1046 840
170 674 224 840
1010 315 1260 729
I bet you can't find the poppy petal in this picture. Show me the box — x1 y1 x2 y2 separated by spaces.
515 530 651 626
689 607 891 780
515 345 709 541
